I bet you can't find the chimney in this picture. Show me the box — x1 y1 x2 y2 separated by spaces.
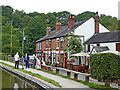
94 12 99 33
56 21 61 32
68 15 75 30
46 25 51 35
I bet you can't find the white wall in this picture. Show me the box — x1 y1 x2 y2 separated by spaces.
74 17 112 53
99 23 109 33
90 43 116 53
74 18 95 42
100 43 116 51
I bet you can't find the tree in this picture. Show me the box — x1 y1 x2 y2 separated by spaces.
65 31 83 54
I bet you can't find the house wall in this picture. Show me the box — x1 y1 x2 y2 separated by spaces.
74 17 110 52
90 43 117 54
100 43 116 51
36 37 68 67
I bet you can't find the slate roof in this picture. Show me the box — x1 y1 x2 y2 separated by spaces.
36 18 89 42
84 30 120 44
93 46 109 53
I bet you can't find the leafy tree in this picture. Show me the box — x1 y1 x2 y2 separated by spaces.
65 31 83 54
1 5 120 57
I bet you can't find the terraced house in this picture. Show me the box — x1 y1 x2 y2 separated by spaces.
36 12 110 68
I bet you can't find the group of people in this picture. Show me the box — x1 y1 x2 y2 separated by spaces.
14 52 43 69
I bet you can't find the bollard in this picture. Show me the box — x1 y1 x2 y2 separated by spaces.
67 72 71 77
85 76 89 82
74 73 78 79
56 69 59 74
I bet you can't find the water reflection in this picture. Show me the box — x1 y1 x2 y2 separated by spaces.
14 77 19 89
1 68 44 89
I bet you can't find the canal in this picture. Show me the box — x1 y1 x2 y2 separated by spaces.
0 67 44 89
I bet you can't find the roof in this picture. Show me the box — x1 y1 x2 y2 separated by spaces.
36 18 89 42
93 46 109 53
84 30 120 44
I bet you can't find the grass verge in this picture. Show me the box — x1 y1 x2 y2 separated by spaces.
0 62 61 88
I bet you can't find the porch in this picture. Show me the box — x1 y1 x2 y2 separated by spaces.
66 52 90 73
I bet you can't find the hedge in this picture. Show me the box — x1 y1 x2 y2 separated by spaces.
90 53 120 85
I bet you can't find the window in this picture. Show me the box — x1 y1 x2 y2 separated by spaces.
57 38 59 48
56 53 59 64
87 45 90 52
40 43 42 50
61 54 64 63
37 43 39 51
49 39 51 48
116 43 120 51
46 40 48 48
61 37 64 48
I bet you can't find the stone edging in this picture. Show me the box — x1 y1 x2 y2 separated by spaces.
0 64 53 90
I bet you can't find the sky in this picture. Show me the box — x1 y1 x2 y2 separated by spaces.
1 0 120 18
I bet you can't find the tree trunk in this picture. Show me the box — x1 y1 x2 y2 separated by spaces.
105 80 110 87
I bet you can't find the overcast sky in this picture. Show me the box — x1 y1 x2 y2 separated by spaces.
1 0 120 18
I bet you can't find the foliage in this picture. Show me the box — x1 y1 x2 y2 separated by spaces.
90 53 120 86
65 31 83 54
1 5 120 57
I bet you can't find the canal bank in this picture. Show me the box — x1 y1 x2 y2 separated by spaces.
0 67 43 89
0 60 90 88
0 64 53 89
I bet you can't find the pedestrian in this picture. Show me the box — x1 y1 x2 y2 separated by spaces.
36 58 40 69
25 53 29 68
33 54 36 69
21 55 24 69
14 52 19 69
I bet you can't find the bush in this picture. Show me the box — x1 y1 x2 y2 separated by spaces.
90 53 120 86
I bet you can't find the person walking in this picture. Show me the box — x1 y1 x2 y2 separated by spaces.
21 55 24 69
33 54 36 69
25 53 29 68
14 52 19 69
36 58 40 69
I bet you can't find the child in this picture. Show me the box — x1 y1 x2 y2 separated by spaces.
21 55 24 69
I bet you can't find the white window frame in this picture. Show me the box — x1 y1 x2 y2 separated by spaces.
56 53 59 64
56 38 59 49
37 43 39 51
40 42 42 50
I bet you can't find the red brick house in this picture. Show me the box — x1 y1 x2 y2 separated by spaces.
36 15 76 67
36 13 111 68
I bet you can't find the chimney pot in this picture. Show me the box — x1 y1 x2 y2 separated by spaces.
56 21 61 32
46 25 51 35
68 15 75 29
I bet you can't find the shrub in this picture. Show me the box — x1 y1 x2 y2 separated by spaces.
90 53 120 86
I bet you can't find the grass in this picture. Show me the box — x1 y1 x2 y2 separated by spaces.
0 62 61 87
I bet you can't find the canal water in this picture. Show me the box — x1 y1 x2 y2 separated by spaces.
0 67 44 89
